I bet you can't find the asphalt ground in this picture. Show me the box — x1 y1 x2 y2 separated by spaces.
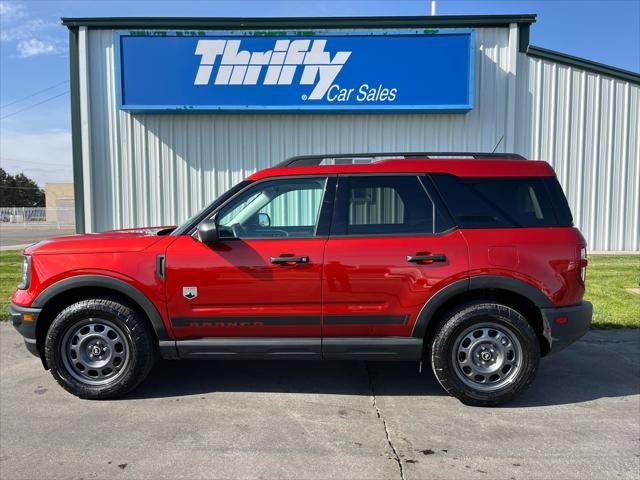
0 323 638 480
0 225 76 249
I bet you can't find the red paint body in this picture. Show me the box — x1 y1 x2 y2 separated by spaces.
165 235 326 338
321 231 469 337
12 158 587 342
248 159 556 181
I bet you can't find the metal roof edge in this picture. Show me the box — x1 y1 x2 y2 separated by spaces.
527 45 640 85
60 14 537 30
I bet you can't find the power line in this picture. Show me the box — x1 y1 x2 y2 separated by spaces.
0 157 70 167
0 80 69 109
0 90 69 120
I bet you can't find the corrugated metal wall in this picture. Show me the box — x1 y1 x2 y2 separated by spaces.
85 27 514 232
84 26 639 251
515 55 639 251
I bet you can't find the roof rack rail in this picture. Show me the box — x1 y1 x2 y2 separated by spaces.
277 152 526 167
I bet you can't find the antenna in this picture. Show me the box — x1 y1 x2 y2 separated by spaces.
491 135 504 154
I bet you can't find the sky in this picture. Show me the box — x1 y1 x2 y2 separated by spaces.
1 0 639 187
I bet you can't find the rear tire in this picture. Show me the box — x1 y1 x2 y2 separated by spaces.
44 299 156 400
430 302 540 407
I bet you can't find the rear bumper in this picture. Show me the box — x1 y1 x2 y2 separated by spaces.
541 301 592 354
10 303 41 357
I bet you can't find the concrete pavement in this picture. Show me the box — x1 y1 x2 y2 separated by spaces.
0 323 638 480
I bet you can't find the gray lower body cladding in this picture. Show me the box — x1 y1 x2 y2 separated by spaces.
541 301 593 354
160 337 423 361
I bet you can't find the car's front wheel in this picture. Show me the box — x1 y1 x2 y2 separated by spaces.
430 302 540 407
44 299 156 399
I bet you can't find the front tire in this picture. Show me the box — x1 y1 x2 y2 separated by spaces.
430 302 540 407
44 299 156 399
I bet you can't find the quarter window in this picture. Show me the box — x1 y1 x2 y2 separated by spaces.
430 174 573 228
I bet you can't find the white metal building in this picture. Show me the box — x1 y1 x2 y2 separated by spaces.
63 15 640 251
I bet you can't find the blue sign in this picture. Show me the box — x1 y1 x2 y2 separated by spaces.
116 29 474 112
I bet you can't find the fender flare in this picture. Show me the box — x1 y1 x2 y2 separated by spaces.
32 274 170 341
411 275 553 338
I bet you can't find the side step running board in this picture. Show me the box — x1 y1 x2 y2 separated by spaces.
159 337 423 361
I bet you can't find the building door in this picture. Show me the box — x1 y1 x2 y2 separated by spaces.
322 174 469 338
165 176 333 340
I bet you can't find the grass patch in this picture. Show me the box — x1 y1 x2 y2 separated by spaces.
0 250 23 321
0 250 638 327
585 255 640 328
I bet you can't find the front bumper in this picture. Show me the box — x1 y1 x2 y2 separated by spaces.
541 301 593 354
10 303 42 357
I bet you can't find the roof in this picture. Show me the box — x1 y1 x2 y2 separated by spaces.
61 13 638 83
527 45 640 85
60 14 537 30
247 158 556 181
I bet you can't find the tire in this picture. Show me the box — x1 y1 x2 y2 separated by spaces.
44 298 156 400
430 302 540 407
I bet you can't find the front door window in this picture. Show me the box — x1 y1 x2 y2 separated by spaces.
216 177 326 239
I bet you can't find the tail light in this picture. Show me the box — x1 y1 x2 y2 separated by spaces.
579 247 588 283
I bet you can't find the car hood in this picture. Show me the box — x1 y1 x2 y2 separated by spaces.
24 226 177 255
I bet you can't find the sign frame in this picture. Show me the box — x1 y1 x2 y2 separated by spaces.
114 28 475 113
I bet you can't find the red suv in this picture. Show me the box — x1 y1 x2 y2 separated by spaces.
11 153 592 406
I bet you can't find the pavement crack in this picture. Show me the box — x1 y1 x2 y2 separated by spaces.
365 363 406 480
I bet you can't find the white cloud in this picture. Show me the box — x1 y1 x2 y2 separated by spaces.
0 18 54 42
0 129 72 186
16 38 58 57
0 1 26 21
0 2 64 57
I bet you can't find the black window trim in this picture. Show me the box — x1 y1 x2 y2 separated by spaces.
542 177 573 226
418 174 456 233
329 173 457 239
189 174 336 241
174 180 252 236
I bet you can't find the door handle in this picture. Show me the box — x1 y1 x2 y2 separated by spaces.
407 253 447 264
270 255 310 265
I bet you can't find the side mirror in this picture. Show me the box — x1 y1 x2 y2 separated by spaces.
197 218 219 243
257 212 271 227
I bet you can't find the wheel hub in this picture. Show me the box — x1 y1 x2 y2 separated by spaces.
479 349 493 362
452 322 523 392
60 318 130 386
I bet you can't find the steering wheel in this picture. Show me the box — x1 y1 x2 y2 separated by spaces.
228 223 246 238
230 223 289 238
262 229 290 237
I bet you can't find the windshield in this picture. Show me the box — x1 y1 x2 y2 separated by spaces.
171 180 251 236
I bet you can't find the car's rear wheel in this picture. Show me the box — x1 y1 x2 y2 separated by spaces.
44 299 156 399
430 302 540 407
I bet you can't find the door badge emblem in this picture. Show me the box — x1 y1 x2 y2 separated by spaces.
183 287 198 300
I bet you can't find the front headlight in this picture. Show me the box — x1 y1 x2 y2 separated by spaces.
17 255 31 290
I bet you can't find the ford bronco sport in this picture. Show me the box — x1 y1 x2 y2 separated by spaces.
11 153 592 406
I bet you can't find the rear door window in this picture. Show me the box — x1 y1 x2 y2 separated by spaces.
332 175 453 235
431 174 573 228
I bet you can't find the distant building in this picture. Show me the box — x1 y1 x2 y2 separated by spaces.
45 183 75 225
